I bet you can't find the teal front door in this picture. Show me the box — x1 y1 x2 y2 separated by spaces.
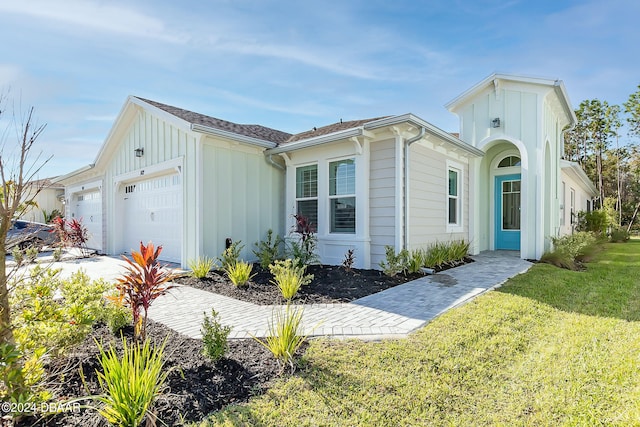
495 174 521 250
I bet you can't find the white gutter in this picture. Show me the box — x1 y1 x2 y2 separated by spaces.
403 127 426 249
191 123 277 149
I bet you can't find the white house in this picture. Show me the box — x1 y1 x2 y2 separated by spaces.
57 73 596 268
20 178 65 223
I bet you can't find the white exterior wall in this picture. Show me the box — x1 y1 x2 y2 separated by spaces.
201 136 284 262
559 168 594 236
408 141 469 249
454 79 570 259
369 138 396 268
21 187 64 223
62 176 105 251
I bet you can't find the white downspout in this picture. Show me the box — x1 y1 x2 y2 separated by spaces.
403 127 426 249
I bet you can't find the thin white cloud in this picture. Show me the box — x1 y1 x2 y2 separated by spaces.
0 0 188 43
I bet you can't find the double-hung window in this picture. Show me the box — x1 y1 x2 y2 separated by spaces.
329 158 356 233
448 167 461 227
296 164 318 229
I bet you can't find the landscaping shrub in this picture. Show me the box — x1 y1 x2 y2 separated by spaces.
219 241 244 271
11 266 109 355
407 249 424 274
116 242 177 341
288 213 318 267
94 337 169 427
421 240 470 269
541 232 599 270
25 246 38 263
379 246 409 277
104 292 133 335
609 227 630 243
224 260 255 287
0 342 49 416
188 256 216 279
269 259 313 300
576 209 608 234
253 229 284 269
341 248 355 273
51 217 91 255
201 309 231 362
11 246 24 265
254 304 307 374
52 247 63 262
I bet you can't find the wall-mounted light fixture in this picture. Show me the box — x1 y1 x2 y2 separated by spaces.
134 148 144 157
491 118 501 128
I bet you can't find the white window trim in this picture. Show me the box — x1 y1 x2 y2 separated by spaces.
560 181 566 226
570 187 576 225
328 156 356 234
446 160 464 233
294 162 319 228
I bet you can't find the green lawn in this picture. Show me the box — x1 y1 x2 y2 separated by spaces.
198 241 640 426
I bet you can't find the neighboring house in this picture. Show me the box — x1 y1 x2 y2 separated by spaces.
57 73 597 267
20 178 65 223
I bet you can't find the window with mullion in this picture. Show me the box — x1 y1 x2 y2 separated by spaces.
329 158 356 233
296 165 318 229
448 168 460 225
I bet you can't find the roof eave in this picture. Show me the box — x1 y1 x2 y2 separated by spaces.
191 123 277 149
52 164 96 184
364 114 485 157
560 159 598 197
265 128 363 155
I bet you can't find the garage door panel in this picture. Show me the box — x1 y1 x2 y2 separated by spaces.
122 174 182 263
75 190 102 251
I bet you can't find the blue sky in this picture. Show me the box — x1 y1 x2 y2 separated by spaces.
0 0 638 177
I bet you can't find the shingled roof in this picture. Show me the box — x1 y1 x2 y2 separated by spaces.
284 117 390 143
135 97 293 145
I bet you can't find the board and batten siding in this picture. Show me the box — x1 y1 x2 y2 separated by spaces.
408 143 469 249
369 138 397 268
104 108 198 265
201 137 284 262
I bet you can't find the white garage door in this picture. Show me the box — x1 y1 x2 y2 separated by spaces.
122 173 182 263
74 190 102 251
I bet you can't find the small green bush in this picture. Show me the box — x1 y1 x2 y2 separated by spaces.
11 246 24 265
201 309 231 362
379 246 409 277
407 249 424 274
225 260 255 287
52 247 63 262
422 240 470 269
104 298 133 335
254 304 307 374
576 210 608 234
188 256 216 279
269 259 314 300
253 229 283 269
25 246 38 263
11 266 110 355
219 241 244 271
94 337 169 427
541 231 599 270
0 343 49 410
609 227 630 243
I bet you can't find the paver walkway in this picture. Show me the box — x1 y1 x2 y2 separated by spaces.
148 251 532 340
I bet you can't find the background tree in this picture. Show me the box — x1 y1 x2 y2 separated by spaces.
0 96 50 345
625 85 640 138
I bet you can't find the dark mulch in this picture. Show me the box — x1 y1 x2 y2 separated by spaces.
15 321 284 427
176 264 430 305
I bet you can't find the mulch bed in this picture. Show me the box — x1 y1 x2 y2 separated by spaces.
13 258 473 426
175 264 433 305
15 321 285 427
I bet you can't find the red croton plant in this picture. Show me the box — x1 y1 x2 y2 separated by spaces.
116 242 177 341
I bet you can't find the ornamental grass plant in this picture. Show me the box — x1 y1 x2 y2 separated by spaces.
93 337 169 427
